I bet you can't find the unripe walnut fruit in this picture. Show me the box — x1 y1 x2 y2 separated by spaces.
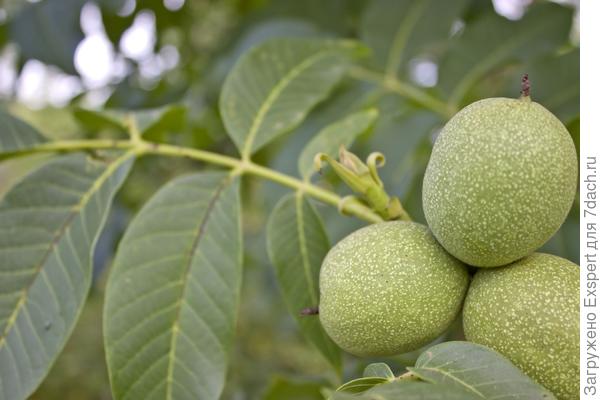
422 97 577 267
463 253 579 400
319 221 469 357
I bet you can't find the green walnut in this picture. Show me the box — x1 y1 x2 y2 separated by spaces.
319 221 469 357
463 253 579 400
422 96 577 267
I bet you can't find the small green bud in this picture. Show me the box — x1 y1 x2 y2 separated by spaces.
315 146 406 220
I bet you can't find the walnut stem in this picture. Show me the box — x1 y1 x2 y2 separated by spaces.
520 73 531 98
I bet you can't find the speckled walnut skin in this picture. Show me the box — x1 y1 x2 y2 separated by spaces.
463 253 579 400
319 221 469 357
423 97 578 267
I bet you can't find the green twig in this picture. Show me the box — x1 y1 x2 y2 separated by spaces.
12 139 387 224
349 66 456 119
125 114 142 144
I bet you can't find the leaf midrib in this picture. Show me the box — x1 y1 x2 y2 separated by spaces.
409 367 485 398
0 151 134 350
164 176 230 400
241 49 340 157
384 0 428 78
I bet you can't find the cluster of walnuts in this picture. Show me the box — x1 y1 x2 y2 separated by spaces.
319 92 579 400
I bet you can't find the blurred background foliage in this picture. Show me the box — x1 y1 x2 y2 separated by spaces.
0 0 579 398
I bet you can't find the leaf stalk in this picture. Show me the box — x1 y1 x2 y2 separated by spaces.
11 139 391 224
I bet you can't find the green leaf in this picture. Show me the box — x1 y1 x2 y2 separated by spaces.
0 152 134 400
521 49 579 122
269 80 378 178
104 172 242 400
332 381 481 400
439 2 573 106
335 377 389 394
491 50 579 124
262 375 325 400
72 108 128 135
257 0 364 36
363 363 394 379
209 19 321 89
5 106 80 141
220 37 367 157
408 341 556 399
298 108 379 179
360 0 467 77
266 193 341 374
72 105 188 141
0 110 47 157
136 105 188 141
9 0 84 74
